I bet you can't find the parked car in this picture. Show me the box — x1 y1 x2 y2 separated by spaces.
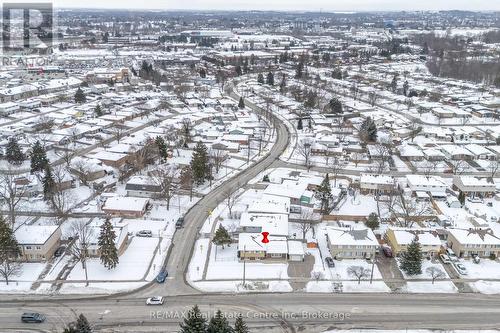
325 257 335 267
146 296 164 305
439 253 451 264
446 248 459 262
136 230 153 237
175 217 184 229
382 246 393 258
156 270 168 283
21 313 45 323
54 246 66 258
454 263 468 275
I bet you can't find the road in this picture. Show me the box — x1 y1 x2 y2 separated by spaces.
3 80 500 332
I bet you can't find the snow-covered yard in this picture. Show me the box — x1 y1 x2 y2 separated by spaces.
404 281 458 293
67 237 158 281
399 259 449 280
306 280 390 293
460 259 500 279
0 263 45 293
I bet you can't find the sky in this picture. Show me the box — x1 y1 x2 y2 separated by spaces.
43 0 500 11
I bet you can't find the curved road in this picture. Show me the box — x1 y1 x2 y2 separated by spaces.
3 81 500 332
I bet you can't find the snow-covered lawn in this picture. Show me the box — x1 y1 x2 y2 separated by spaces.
57 282 146 294
193 280 292 293
460 259 500 279
0 263 45 293
67 237 158 281
399 259 449 280
470 280 500 294
188 238 210 281
306 280 390 293
404 281 458 293
205 245 289 280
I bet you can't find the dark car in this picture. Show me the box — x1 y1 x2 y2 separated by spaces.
382 247 393 258
325 257 335 267
21 313 45 323
175 217 184 229
54 246 66 258
156 270 168 283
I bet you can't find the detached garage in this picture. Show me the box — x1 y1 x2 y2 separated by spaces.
287 241 305 261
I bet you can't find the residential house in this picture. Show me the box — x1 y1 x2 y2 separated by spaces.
447 228 500 258
102 196 150 217
15 225 61 262
385 228 442 257
359 174 396 194
326 227 379 259
453 176 496 197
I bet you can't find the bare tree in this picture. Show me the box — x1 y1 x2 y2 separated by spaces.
351 152 364 168
131 140 157 173
48 165 77 217
347 265 371 284
111 125 126 143
56 142 77 169
181 118 192 147
386 191 430 228
372 144 391 174
296 210 316 239
0 259 21 285
449 159 469 175
69 220 94 286
426 266 446 284
368 91 378 107
71 159 92 186
311 271 324 282
330 156 341 187
487 160 499 179
0 172 26 228
225 189 237 219
421 160 440 177
180 165 194 201
210 148 228 174
151 165 178 210
297 139 313 171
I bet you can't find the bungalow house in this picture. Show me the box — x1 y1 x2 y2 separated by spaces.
447 228 500 258
92 151 129 167
263 181 313 207
399 145 425 161
453 176 496 198
440 145 474 161
239 212 289 236
221 134 249 145
406 175 447 197
326 227 379 259
385 228 442 257
360 174 396 194
464 144 496 160
102 196 150 217
15 225 62 262
125 176 161 198
211 141 239 153
238 233 303 261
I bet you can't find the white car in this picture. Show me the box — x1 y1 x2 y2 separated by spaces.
454 263 468 275
439 253 451 264
146 296 164 305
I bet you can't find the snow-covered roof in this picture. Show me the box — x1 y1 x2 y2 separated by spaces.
389 228 441 247
103 196 149 212
239 212 289 236
15 225 60 245
448 228 500 246
326 227 379 247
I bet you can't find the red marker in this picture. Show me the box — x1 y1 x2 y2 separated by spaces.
261 232 269 244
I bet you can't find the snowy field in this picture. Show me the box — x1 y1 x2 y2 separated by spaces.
403 281 458 293
0 263 45 293
193 281 292 293
399 259 449 280
306 280 390 293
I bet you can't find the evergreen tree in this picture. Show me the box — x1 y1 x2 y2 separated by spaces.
400 237 423 276
315 173 332 214
238 97 245 109
75 313 92 333
359 117 378 142
262 174 270 182
0 215 19 258
328 98 343 114
155 136 168 162
207 310 233 333
212 225 232 249
94 104 103 117
235 65 242 76
74 87 86 103
297 117 303 130
279 75 287 93
390 75 398 93
191 141 210 185
42 165 55 201
98 219 119 270
180 305 207 333
199 68 207 78
103 32 109 43
234 315 249 333
295 61 304 78
366 213 379 230
266 71 274 86
5 137 25 166
458 191 466 206
403 80 409 96
257 73 264 84
30 140 49 174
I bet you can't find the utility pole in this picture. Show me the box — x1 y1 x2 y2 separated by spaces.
242 245 246 287
370 257 376 284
